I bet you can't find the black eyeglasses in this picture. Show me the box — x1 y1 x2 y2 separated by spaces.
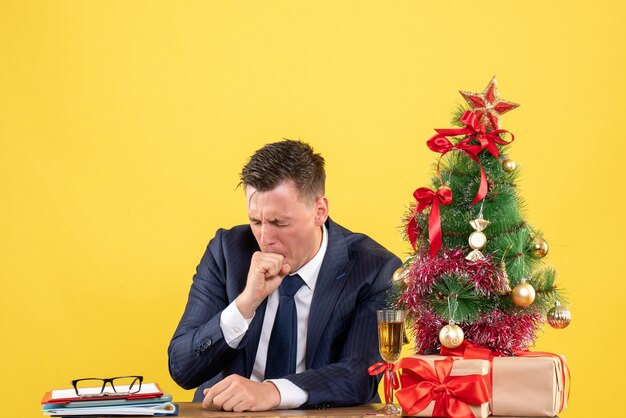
71 375 143 397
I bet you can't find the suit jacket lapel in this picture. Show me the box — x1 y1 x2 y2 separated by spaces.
306 219 354 367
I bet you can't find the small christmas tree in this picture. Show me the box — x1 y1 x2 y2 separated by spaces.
396 77 571 354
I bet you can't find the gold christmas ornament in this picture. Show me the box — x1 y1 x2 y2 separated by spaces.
530 237 549 258
547 301 571 329
502 159 517 172
392 267 410 285
439 323 464 349
512 278 536 307
466 214 490 261
468 231 487 250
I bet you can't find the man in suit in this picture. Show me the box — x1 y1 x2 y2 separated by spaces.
168 140 401 411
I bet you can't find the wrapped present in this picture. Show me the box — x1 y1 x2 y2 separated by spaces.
394 356 491 417
491 354 568 416
440 342 569 416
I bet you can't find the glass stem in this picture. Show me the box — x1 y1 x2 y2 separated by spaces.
386 367 394 404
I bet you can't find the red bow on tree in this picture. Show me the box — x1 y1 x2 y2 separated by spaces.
426 135 486 205
426 110 515 205
394 357 490 418
407 186 452 258
436 110 515 159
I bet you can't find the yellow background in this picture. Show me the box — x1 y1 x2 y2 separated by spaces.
1 1 623 417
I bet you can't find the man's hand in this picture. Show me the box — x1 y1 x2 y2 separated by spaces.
236 251 290 318
202 375 281 411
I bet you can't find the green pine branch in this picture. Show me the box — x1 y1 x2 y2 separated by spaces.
430 273 486 322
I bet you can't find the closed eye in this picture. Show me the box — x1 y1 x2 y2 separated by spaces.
270 220 289 227
248 218 289 227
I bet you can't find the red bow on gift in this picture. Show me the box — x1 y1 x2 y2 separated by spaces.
407 186 452 258
394 357 490 418
440 340 500 398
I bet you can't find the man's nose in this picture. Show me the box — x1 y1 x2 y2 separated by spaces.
259 223 277 246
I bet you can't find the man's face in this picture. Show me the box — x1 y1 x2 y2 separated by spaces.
246 181 328 273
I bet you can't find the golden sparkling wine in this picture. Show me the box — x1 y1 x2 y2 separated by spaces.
378 321 404 362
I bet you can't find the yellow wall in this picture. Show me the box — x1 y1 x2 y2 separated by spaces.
1 1 624 416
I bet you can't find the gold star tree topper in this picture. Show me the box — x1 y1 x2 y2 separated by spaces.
460 76 520 131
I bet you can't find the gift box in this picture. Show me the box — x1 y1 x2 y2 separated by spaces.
491 355 567 417
395 355 491 417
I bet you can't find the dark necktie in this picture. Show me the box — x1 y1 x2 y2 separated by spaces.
264 274 305 379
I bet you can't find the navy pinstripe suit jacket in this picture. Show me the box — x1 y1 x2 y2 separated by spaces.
167 218 401 409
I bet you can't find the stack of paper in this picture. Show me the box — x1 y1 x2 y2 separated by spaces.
41 383 177 416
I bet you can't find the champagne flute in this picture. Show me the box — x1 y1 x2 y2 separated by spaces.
376 309 405 415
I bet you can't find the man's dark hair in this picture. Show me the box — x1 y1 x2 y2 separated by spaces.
240 139 325 202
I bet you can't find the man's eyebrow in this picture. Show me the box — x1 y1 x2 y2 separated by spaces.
248 216 289 223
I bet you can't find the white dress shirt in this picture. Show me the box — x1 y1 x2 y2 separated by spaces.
220 224 329 408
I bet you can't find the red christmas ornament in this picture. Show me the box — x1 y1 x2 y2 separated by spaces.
460 76 520 130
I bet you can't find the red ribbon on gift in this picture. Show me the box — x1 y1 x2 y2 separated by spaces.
407 186 453 258
435 110 515 159
440 339 500 360
368 362 399 405
394 357 490 418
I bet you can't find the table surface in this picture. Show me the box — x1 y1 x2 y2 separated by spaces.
177 403 383 417
174 402 557 417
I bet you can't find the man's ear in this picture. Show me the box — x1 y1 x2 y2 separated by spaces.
314 196 329 226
